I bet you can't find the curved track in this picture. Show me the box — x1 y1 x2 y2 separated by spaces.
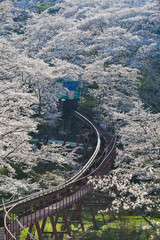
3 111 116 240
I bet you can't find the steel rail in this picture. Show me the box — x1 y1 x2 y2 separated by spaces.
67 111 101 183
4 111 102 239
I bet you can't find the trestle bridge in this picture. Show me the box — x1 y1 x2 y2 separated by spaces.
0 111 116 240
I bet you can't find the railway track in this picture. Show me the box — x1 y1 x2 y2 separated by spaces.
1 111 116 240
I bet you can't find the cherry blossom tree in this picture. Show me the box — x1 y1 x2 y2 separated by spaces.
0 0 159 207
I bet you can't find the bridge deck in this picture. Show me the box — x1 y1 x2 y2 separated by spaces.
24 187 90 225
8 186 91 236
4 112 116 240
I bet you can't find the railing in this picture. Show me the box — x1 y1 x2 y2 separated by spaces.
4 111 116 239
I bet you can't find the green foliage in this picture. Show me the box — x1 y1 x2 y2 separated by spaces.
36 5 52 14
0 167 9 176
71 215 160 240
136 69 150 90
115 217 138 240
77 95 98 119
2 4 6 9
84 50 98 58
17 203 160 240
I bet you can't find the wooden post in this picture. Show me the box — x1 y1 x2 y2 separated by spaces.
41 217 47 234
26 224 34 240
49 215 59 240
75 202 84 232
55 212 60 225
62 209 71 236
35 221 43 240
88 198 98 229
